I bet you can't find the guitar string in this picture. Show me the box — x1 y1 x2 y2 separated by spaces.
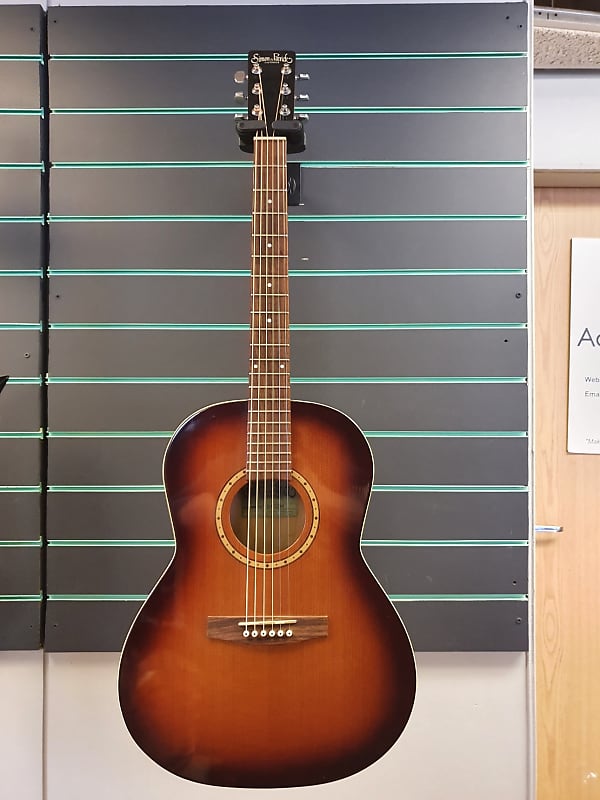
245 128 259 634
257 71 267 634
262 133 269 633
270 133 277 633
274 71 286 632
247 67 292 634
251 76 265 633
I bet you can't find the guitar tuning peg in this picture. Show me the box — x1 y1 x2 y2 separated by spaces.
295 94 310 102
234 92 247 104
296 73 310 81
233 70 247 84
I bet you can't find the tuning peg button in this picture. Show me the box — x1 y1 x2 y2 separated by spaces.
296 94 310 102
296 73 310 80
233 70 247 84
234 91 247 104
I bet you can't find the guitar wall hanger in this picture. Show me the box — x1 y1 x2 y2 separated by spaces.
235 118 306 155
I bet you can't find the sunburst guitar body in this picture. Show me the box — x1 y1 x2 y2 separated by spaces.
118 50 416 788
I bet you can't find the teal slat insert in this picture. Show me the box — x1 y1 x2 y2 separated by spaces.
46 376 527 385
0 594 43 601
390 594 527 601
51 160 528 169
47 539 526 548
47 269 526 277
0 485 41 492
0 540 42 547
0 323 42 330
49 322 526 331
48 214 526 223
0 270 43 276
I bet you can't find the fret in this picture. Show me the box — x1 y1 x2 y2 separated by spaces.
246 461 292 466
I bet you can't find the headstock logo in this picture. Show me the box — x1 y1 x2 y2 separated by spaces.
251 52 294 66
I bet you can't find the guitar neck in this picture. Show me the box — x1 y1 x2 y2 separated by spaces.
247 135 291 479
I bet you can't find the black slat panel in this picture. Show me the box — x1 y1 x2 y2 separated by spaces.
370 438 528 486
0 277 40 322
47 545 171 594
363 545 527 594
396 600 528 651
0 62 40 108
46 542 526 595
48 438 167 486
49 274 527 325
0 439 40 485
46 488 529 543
50 166 526 216
50 112 528 164
48 220 527 271
48 4 528 55
0 493 40 542
0 384 40 432
46 491 171 541
44 1 529 654
0 170 41 215
2 331 41 377
0 547 41 594
47 436 526 487
50 58 526 109
0 223 41 269
0 6 42 55
0 601 40 650
44 597 527 652
48 329 527 378
47 383 528 433
45 599 136 652
0 116 41 163
367 491 529 541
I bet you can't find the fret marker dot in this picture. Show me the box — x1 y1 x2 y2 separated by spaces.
280 364 285 369
267 199 272 204
267 282 272 287
267 318 272 323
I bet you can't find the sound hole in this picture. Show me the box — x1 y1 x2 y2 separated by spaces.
230 480 305 554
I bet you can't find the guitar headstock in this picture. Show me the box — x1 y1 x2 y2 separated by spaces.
235 50 307 154
247 50 297 133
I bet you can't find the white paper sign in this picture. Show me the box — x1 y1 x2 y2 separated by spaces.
568 238 600 453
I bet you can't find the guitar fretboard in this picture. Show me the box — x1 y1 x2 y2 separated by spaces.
247 136 291 479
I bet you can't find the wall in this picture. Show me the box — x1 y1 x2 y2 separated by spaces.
0 2 533 799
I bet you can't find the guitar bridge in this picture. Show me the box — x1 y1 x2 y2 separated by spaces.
207 616 328 643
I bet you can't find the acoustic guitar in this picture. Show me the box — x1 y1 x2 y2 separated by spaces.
119 50 416 788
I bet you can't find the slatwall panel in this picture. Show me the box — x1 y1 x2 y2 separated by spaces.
45 3 529 652
0 5 44 650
